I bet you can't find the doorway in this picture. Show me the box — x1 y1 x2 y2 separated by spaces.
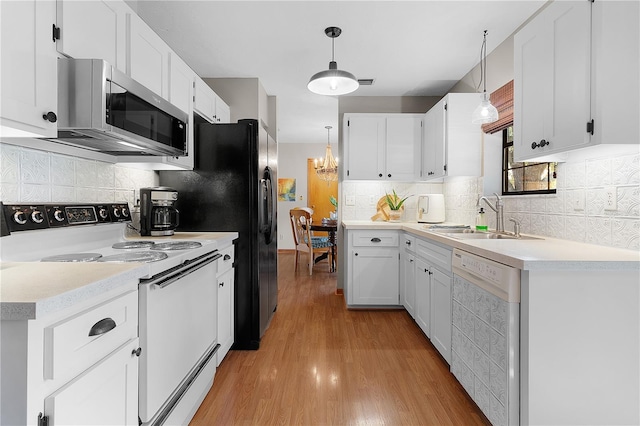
306 158 338 223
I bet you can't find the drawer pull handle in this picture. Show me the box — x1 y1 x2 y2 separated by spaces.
132 347 142 357
371 237 381 243
88 317 116 337
223 254 231 261
219 281 225 287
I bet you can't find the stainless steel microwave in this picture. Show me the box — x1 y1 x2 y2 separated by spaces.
48 58 188 156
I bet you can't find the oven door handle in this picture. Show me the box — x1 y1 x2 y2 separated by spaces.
147 252 222 289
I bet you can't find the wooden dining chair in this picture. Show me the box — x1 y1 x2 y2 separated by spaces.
289 208 333 275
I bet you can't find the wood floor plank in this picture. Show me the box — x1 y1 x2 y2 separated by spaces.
190 252 490 425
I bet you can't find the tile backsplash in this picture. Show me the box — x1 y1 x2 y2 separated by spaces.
0 144 158 205
341 151 639 251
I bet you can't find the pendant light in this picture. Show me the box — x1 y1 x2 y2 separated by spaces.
308 27 359 96
315 126 338 183
472 30 499 124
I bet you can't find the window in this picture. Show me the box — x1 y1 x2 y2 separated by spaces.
503 126 557 195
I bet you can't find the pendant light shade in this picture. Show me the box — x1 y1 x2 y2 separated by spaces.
472 30 499 124
308 27 359 96
472 92 499 124
315 126 338 182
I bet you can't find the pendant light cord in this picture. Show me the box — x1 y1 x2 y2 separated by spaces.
476 30 488 94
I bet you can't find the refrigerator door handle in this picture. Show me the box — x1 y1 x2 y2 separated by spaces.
259 178 268 234
265 176 276 244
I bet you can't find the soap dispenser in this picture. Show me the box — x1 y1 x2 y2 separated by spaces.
476 208 488 231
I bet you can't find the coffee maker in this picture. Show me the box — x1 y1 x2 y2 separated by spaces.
139 187 179 236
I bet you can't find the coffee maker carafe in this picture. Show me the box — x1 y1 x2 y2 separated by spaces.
139 187 179 236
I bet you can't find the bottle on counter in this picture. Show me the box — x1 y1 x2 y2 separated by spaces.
475 207 488 231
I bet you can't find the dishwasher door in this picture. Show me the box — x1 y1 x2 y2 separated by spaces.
451 248 520 426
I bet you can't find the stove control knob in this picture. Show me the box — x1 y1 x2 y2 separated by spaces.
31 210 44 224
112 207 121 218
98 208 109 220
53 209 65 222
13 211 27 225
121 206 129 218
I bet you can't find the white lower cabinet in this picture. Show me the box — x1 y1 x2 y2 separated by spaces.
216 243 235 366
346 230 400 306
400 234 416 317
0 284 140 426
414 237 452 363
44 339 139 426
414 257 431 337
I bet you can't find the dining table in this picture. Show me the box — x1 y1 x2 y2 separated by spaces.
309 219 337 272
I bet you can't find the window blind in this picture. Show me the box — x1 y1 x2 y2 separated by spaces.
482 79 513 134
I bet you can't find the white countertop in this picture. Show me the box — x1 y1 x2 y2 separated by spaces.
343 220 640 270
0 232 238 320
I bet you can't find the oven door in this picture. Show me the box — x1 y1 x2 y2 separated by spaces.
138 251 220 423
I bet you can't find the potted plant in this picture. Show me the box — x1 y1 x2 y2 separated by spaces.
385 190 410 222
329 195 338 220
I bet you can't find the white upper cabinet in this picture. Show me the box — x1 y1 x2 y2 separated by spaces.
514 0 639 161
54 0 129 72
386 115 423 181
168 53 195 115
128 14 169 98
0 0 58 138
514 1 591 161
194 77 231 124
344 114 422 181
421 93 482 180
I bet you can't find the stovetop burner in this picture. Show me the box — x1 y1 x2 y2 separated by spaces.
151 241 203 251
112 241 156 249
41 253 103 262
98 252 169 263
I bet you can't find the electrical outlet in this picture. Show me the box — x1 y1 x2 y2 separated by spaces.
573 190 585 211
345 195 355 206
279 233 283 240
604 186 617 211
369 195 375 205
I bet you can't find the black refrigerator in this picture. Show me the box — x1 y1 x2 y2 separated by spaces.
159 118 277 350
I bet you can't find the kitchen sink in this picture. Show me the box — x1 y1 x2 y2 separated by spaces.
426 227 543 240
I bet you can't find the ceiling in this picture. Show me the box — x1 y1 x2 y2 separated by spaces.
133 1 545 145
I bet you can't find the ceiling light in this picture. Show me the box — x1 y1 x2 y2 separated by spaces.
314 126 338 183
472 30 499 124
308 27 359 96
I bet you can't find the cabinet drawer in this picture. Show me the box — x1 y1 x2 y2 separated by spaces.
416 239 452 273
351 231 399 247
44 290 138 381
218 244 234 275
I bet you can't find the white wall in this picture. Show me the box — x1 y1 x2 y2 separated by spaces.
277 142 326 249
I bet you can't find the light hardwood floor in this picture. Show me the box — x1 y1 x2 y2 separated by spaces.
190 251 490 425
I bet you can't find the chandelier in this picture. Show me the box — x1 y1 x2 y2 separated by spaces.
315 126 338 183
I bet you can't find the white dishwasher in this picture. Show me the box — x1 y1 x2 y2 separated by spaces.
450 248 520 426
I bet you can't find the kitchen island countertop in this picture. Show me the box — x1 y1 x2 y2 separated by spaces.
343 220 640 270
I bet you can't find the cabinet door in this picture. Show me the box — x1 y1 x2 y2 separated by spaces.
128 14 168 97
414 258 431 337
44 339 139 426
386 116 422 181
55 0 129 72
168 53 194 114
194 76 216 123
514 1 591 161
350 247 399 305
401 251 416 318
217 268 234 366
422 99 445 180
430 268 452 364
0 0 57 137
215 94 231 123
345 116 385 180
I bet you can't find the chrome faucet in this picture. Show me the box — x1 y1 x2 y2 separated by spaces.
479 193 505 232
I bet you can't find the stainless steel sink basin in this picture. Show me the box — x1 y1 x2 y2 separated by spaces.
426 227 543 240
